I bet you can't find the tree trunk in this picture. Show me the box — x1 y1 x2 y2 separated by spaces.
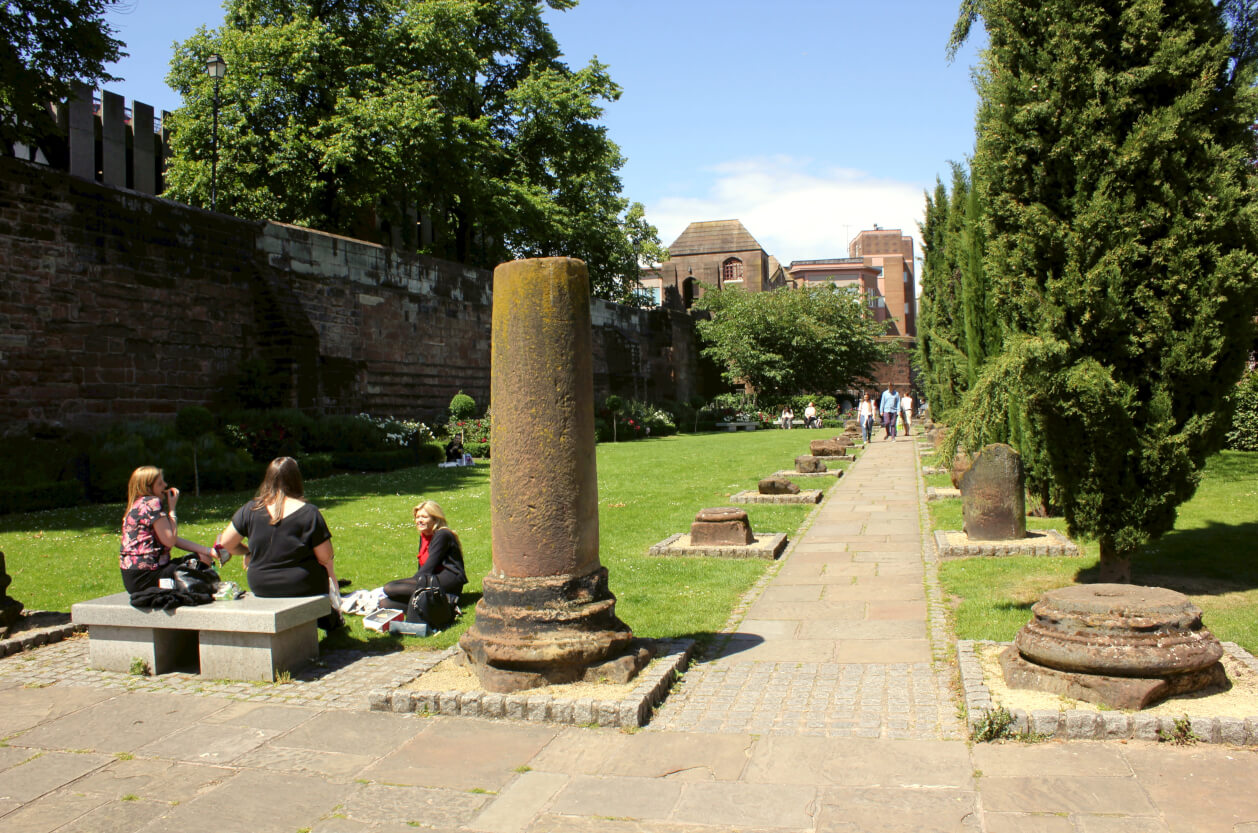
1096 538 1131 584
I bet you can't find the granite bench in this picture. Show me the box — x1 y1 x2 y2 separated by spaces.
715 421 759 431
71 592 329 681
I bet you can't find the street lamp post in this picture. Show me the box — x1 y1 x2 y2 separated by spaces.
206 53 227 211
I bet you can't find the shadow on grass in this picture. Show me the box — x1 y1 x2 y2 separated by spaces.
1070 520 1258 596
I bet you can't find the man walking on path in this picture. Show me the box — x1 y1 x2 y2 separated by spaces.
900 389 914 436
879 384 900 440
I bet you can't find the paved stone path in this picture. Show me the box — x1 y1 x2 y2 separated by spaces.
1 436 1256 832
651 435 959 739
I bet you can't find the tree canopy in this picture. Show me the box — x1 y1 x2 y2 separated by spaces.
941 0 1258 581
0 0 124 149
694 285 893 403
162 0 660 302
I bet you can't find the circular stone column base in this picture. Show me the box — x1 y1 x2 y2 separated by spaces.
999 645 1228 710
459 567 633 693
1014 584 1224 677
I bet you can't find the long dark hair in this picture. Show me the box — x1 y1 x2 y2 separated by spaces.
253 457 305 525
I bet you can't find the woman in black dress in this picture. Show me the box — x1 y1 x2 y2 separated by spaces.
381 500 466 610
215 457 340 625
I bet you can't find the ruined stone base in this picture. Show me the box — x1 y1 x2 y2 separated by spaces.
458 568 634 693
999 645 1228 710
812 454 855 463
958 640 1258 744
922 466 945 475
730 489 823 505
934 528 1079 559
370 639 694 728
648 532 788 560
772 470 842 479
926 486 961 501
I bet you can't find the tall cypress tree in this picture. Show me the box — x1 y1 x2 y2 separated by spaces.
952 0 1258 581
916 178 964 417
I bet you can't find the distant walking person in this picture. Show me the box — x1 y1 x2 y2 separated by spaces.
858 393 875 443
879 384 900 440
900 390 914 436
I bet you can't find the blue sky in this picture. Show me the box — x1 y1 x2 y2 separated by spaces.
102 0 984 264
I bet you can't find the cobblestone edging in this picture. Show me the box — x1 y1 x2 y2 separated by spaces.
934 529 1081 559
958 639 1258 745
0 612 83 657
916 442 964 740
369 639 695 729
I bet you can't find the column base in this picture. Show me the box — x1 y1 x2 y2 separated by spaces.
459 567 633 693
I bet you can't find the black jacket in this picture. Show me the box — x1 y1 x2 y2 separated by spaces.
417 527 466 586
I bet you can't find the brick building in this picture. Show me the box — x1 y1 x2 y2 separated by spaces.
640 220 788 308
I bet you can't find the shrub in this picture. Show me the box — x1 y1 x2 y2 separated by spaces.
175 406 215 442
1226 370 1258 451
416 441 445 464
220 409 315 460
296 453 335 481
331 449 419 471
312 414 386 454
446 416 491 457
449 392 477 421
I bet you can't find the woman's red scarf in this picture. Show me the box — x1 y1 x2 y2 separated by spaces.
417 532 431 568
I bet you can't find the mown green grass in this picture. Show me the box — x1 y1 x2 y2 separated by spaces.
935 450 1258 653
0 428 841 653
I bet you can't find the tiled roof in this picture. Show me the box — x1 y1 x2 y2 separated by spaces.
667 220 764 256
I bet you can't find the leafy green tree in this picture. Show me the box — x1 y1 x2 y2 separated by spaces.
162 0 656 300
915 175 969 418
0 0 124 149
950 0 1258 581
694 285 893 403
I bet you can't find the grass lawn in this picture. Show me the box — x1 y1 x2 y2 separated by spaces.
935 450 1258 654
0 428 841 653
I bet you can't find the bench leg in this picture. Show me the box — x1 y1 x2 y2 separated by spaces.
88 625 197 674
198 623 319 681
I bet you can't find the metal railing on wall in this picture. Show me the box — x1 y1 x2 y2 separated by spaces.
6 83 170 197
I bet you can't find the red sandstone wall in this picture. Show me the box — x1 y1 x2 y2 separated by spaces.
0 159 702 432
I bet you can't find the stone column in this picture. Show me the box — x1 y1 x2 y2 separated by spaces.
460 257 633 692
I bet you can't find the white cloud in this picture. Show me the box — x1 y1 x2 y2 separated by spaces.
647 155 927 265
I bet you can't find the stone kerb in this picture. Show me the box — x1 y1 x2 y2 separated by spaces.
648 533 788 560
772 469 841 479
371 640 695 728
958 640 1258 745
927 486 961 501
933 528 1079 559
730 490 822 505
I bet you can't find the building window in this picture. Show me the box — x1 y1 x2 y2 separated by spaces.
722 257 743 284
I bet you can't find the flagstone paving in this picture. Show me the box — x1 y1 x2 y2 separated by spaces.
0 436 1255 832
648 435 959 739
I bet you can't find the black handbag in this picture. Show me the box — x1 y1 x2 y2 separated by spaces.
171 555 220 596
405 575 454 627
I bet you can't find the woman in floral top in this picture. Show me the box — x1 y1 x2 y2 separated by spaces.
119 466 216 594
